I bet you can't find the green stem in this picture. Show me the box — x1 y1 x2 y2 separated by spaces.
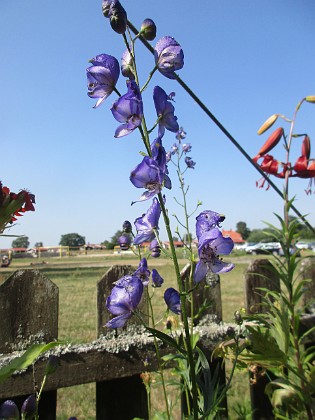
157 191 199 419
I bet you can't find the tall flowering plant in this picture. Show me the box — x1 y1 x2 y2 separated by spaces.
217 97 315 419
87 2 235 418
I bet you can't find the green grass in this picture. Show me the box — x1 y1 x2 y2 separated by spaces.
0 253 258 418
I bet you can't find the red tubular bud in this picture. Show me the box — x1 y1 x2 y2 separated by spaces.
301 135 311 159
257 127 284 156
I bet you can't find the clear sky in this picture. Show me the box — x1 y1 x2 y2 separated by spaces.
1 0 314 248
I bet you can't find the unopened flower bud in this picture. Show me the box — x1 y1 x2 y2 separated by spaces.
257 114 279 135
305 95 315 103
151 268 164 287
0 400 19 419
150 238 161 258
257 127 284 156
122 220 132 233
109 1 127 34
119 234 131 251
302 135 311 159
21 395 36 419
140 19 157 41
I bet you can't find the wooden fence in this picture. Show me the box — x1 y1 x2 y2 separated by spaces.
0 258 314 420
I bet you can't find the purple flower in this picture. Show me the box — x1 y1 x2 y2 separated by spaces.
118 234 131 250
0 400 19 420
194 230 234 283
106 275 144 328
121 48 135 80
111 80 143 138
164 288 181 314
130 138 171 202
171 143 178 154
102 0 127 34
122 220 132 233
150 238 161 257
196 210 226 240
185 156 196 169
182 143 192 153
176 127 187 141
140 18 157 41
154 36 184 79
133 197 161 245
153 86 179 137
152 269 164 287
134 258 150 286
87 54 120 108
21 395 36 419
166 151 172 162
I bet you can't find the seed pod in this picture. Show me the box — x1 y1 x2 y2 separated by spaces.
257 114 278 135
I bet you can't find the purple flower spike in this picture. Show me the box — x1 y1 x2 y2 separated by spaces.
87 54 120 108
152 269 164 287
111 80 143 138
185 156 196 169
196 210 226 240
153 86 179 137
0 400 19 420
194 230 234 283
154 36 184 79
130 138 171 202
133 198 161 245
164 288 181 314
106 275 144 328
182 143 192 153
150 238 161 257
134 258 151 286
21 395 36 419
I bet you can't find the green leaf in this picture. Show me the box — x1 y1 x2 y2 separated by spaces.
145 327 186 354
0 342 61 384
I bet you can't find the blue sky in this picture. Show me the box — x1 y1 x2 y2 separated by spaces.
1 0 314 248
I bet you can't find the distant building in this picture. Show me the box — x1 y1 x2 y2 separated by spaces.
222 230 245 244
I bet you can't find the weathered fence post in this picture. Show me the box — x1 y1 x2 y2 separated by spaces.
300 256 315 349
180 263 227 417
0 269 59 420
96 265 149 420
245 259 280 420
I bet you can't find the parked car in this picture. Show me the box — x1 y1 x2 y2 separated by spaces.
246 242 281 255
296 242 312 250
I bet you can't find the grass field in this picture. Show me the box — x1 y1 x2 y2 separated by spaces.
0 251 277 419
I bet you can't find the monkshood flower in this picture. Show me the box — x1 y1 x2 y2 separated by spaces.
118 234 131 250
164 288 181 314
194 229 234 283
152 268 164 287
0 400 19 419
176 127 187 141
87 54 120 108
153 86 179 137
171 143 178 154
106 275 144 328
150 238 161 257
140 18 157 41
134 258 150 286
102 0 127 34
121 48 135 80
122 220 132 233
111 80 143 138
182 143 192 153
133 197 161 245
21 395 36 419
196 210 225 240
154 36 184 79
130 138 171 202
185 156 196 169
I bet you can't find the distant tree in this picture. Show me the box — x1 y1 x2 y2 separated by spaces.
34 242 43 248
59 233 85 249
183 233 193 243
172 236 179 242
236 221 251 240
11 236 30 249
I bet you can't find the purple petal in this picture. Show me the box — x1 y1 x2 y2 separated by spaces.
194 260 208 284
106 313 131 328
